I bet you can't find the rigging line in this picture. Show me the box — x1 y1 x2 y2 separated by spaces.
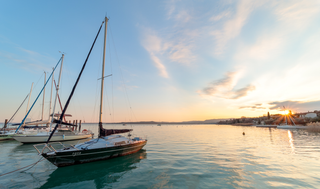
108 24 131 121
54 80 66 122
104 86 112 123
15 58 62 133
47 20 104 144
91 80 99 123
27 72 45 121
92 37 104 123
109 24 144 136
6 94 29 125
106 35 114 123
107 33 115 123
0 157 45 177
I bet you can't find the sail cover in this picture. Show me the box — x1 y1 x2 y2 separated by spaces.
99 123 132 137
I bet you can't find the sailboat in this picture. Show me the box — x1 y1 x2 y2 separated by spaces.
12 54 93 143
33 17 147 167
0 83 41 141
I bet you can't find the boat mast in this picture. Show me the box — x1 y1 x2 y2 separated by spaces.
23 82 34 126
99 17 108 137
49 67 54 124
49 54 64 131
42 71 46 121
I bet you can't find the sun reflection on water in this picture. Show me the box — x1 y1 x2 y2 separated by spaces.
288 130 295 154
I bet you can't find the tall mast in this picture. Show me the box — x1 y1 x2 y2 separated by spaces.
49 67 54 123
99 17 108 137
42 71 46 121
49 54 64 131
23 82 34 126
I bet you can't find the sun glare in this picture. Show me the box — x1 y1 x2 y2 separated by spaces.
282 110 289 115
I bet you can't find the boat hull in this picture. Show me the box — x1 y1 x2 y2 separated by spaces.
12 134 93 144
42 140 147 167
277 125 307 129
0 135 14 141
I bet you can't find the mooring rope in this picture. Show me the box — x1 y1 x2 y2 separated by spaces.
0 157 45 177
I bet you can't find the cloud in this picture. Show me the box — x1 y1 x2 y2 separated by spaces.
201 71 255 99
174 10 191 23
141 31 169 78
211 0 262 55
203 72 236 95
141 23 197 77
0 48 53 73
268 100 320 111
149 52 169 78
210 11 231 21
230 85 255 99
239 105 266 110
274 0 320 29
238 100 320 112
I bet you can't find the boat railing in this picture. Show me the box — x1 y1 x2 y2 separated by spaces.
33 142 79 154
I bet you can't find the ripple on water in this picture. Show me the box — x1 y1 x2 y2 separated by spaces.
1 124 320 188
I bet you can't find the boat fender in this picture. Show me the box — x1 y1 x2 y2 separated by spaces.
63 134 65 139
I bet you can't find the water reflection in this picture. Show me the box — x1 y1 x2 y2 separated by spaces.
288 131 295 154
269 128 273 143
11 143 35 153
38 149 147 188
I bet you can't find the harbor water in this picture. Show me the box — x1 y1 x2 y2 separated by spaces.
1 124 320 188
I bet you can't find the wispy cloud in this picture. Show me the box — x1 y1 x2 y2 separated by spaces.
141 31 169 78
201 71 255 99
149 52 169 78
210 10 231 21
274 0 320 29
239 104 266 110
203 72 236 95
0 48 53 73
230 85 255 99
268 100 320 111
210 0 263 56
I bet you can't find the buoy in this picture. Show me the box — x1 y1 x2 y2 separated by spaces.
243 132 245 135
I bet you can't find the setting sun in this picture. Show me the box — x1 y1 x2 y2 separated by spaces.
282 110 290 115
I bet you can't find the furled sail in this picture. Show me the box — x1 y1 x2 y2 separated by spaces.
99 123 132 136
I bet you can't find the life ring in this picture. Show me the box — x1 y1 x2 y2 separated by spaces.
82 129 88 133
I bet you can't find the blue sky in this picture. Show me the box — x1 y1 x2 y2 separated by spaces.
1 0 320 123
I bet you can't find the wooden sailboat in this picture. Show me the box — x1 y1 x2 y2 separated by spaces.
34 17 147 167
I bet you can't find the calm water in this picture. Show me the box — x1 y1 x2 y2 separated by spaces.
1 124 320 188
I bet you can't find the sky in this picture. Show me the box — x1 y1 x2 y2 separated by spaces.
1 0 320 123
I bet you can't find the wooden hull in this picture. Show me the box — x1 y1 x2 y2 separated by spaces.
42 140 147 167
12 134 93 144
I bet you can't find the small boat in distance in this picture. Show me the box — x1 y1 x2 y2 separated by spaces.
277 125 307 129
34 17 147 167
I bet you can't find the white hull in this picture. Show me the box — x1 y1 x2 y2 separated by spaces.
12 133 93 143
277 125 307 129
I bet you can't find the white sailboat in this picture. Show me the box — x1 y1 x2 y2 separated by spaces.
12 54 93 143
